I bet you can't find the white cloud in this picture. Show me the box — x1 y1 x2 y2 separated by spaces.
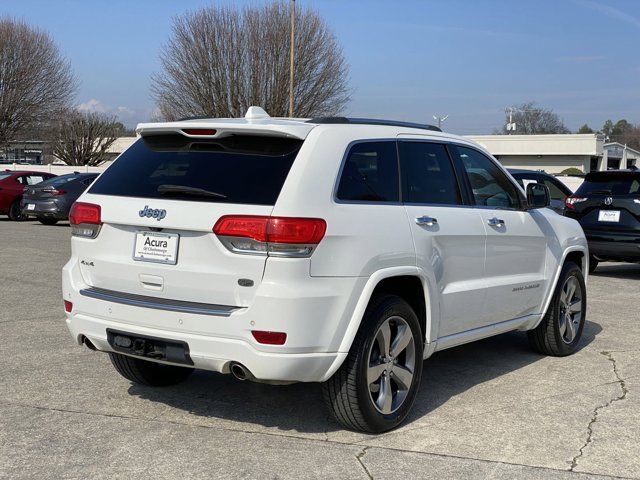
77 98 108 113
76 99 138 125
116 106 135 116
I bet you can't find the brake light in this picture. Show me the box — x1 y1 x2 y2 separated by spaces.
45 188 66 196
565 196 587 210
64 300 73 313
252 330 287 345
182 128 217 136
69 202 102 238
213 215 326 257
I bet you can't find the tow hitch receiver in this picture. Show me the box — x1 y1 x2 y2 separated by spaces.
106 328 194 366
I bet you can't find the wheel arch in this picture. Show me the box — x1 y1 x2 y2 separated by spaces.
320 267 437 382
539 246 587 321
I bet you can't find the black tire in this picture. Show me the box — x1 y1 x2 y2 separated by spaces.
322 294 424 433
109 352 194 386
38 217 58 226
528 261 586 356
8 200 26 221
589 256 599 273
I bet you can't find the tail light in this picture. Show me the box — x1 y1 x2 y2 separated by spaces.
565 196 587 210
213 215 326 257
43 188 66 196
69 202 102 238
252 330 287 345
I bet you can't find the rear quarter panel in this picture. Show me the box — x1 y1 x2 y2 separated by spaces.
272 126 416 277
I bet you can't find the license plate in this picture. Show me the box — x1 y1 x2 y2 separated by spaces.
133 231 179 265
598 210 620 222
27 204 35 211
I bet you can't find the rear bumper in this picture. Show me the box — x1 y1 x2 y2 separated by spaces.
62 257 362 382
585 231 640 260
21 199 67 219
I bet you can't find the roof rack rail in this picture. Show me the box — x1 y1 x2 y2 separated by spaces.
307 117 442 132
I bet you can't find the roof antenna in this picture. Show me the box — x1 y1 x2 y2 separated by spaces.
245 106 271 121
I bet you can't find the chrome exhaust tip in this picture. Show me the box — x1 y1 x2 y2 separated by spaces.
229 362 253 381
81 335 97 351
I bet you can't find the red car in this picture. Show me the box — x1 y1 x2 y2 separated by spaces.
0 170 57 220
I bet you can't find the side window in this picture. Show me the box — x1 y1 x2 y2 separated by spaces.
336 141 399 202
399 142 461 205
26 175 45 185
543 177 568 201
453 146 522 209
16 175 28 185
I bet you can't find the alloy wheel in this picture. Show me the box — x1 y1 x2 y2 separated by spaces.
367 316 416 414
558 276 583 344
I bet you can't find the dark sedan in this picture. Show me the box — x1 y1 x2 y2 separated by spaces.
508 169 573 214
21 172 99 225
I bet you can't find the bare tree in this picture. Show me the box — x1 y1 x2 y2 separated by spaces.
497 102 570 134
151 2 350 120
51 110 120 166
0 18 77 146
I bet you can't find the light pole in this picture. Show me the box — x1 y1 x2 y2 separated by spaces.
289 0 296 118
433 115 448 130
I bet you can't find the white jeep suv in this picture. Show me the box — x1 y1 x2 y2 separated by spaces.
63 107 588 432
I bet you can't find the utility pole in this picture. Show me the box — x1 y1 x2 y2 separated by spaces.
433 114 448 130
289 0 296 118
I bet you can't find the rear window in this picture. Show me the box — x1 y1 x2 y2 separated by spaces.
89 135 302 205
39 174 79 187
577 173 640 195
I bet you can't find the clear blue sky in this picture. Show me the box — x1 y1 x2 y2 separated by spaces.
2 0 639 134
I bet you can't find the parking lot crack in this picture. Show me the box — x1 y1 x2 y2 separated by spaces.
570 351 628 471
355 446 373 480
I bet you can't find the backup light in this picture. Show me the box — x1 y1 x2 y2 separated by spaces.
69 202 102 238
213 215 326 257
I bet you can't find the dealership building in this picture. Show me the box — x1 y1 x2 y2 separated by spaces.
466 134 607 174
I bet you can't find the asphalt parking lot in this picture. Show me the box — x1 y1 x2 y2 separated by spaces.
1 218 639 479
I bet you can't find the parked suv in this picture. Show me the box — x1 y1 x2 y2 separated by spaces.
564 169 640 271
63 107 588 432
22 172 99 225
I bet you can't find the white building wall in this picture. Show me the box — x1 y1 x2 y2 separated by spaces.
492 154 590 174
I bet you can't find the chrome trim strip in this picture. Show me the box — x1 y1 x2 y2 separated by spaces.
80 287 242 317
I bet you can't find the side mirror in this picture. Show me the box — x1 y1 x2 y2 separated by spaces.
526 183 550 209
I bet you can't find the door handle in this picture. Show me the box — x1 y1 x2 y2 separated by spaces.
415 215 438 227
487 217 505 228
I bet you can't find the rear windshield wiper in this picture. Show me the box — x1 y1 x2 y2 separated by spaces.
157 184 227 199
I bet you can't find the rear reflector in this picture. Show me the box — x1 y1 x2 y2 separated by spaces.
182 128 217 136
213 215 326 257
69 202 102 238
64 300 73 313
252 330 287 345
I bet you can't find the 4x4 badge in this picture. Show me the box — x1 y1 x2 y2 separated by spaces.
604 197 613 205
